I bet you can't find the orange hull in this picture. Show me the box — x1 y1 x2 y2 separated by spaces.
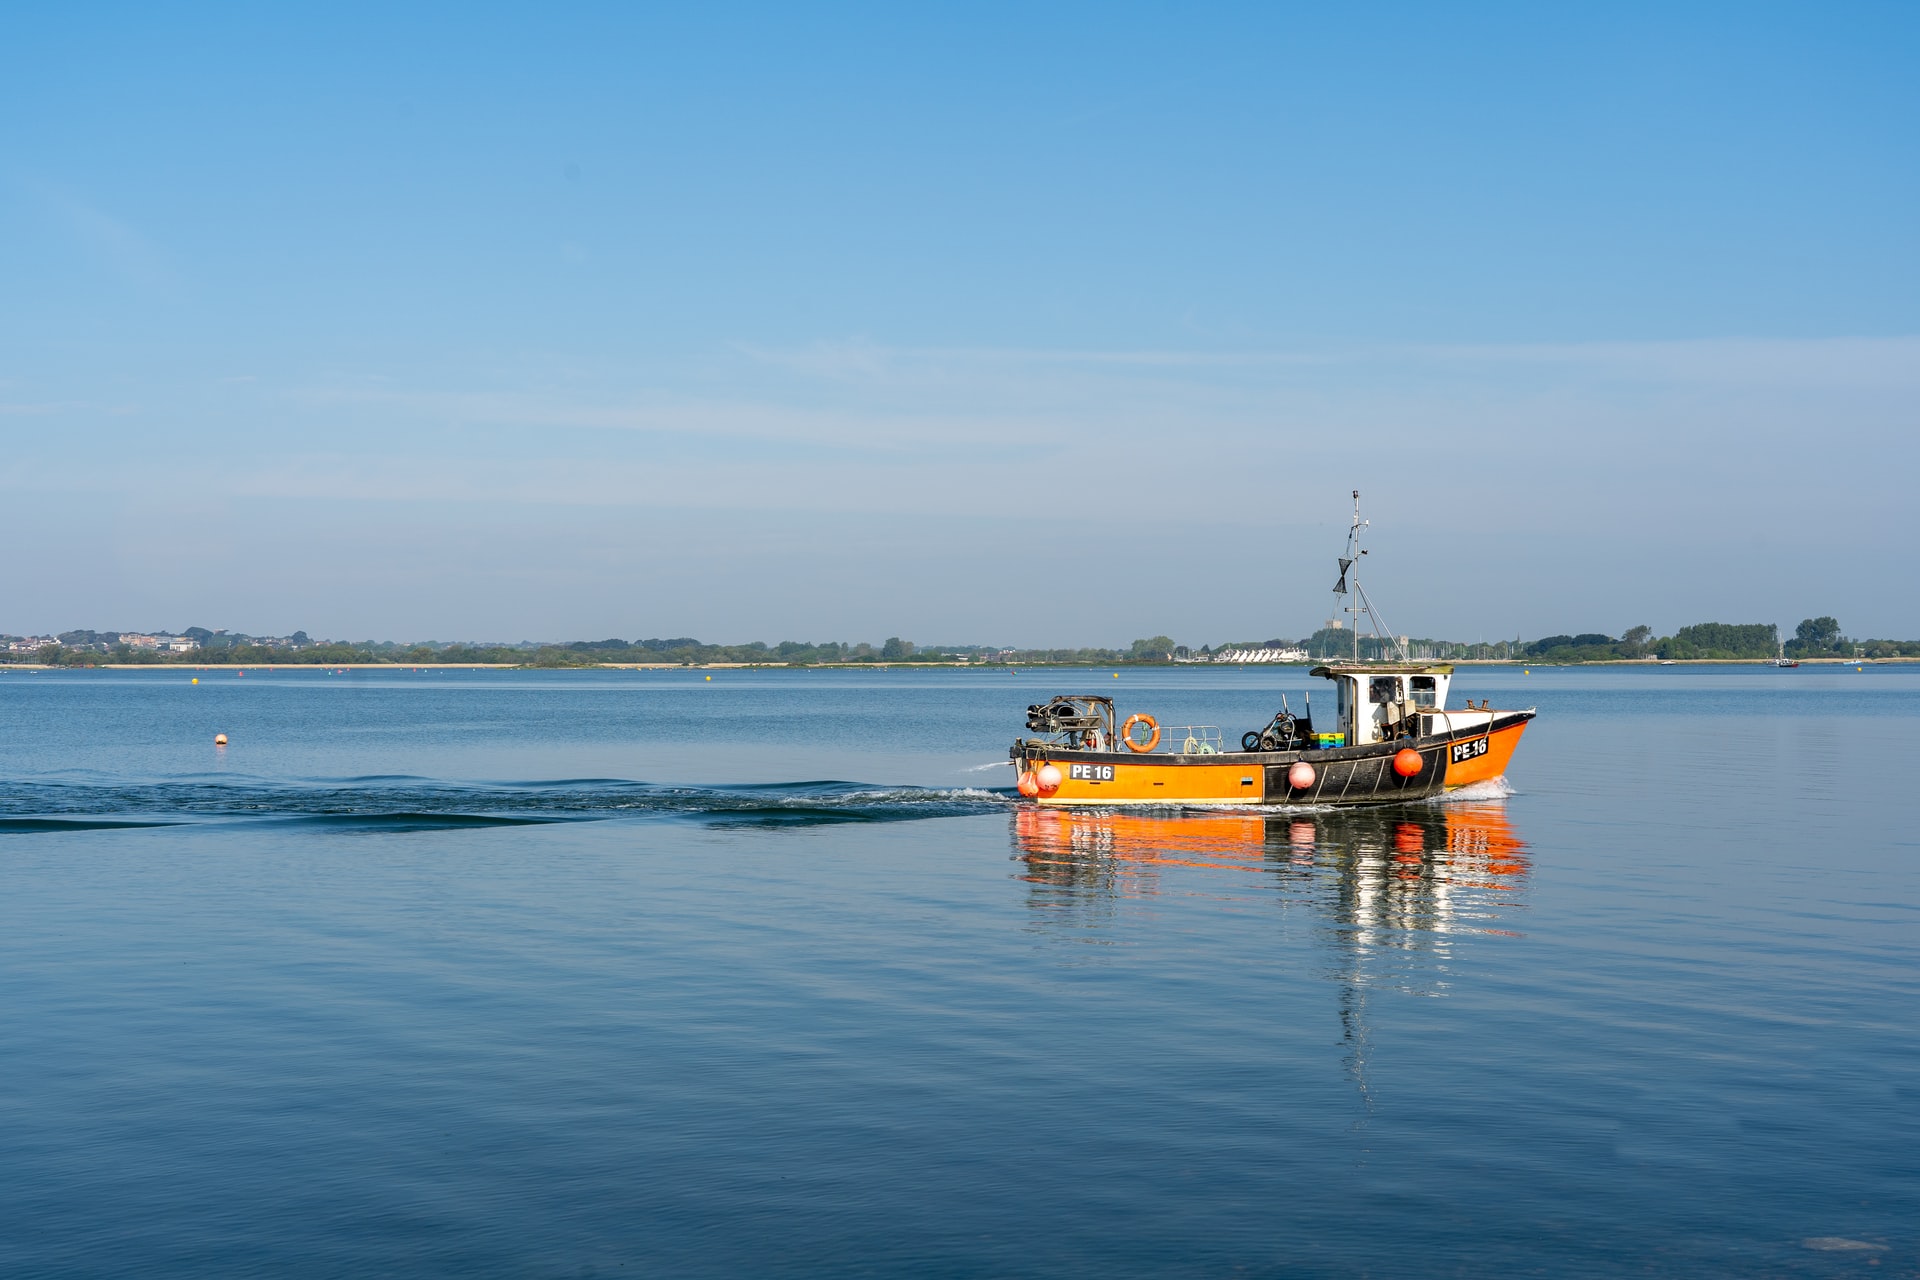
1439 719 1528 790
1033 757 1273 806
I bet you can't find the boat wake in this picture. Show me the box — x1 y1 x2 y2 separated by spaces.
1431 776 1516 803
0 776 1015 832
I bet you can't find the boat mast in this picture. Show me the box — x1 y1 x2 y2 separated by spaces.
1333 490 1408 663
1349 491 1363 662
1333 491 1362 662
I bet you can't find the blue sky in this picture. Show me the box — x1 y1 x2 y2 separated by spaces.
4 3 1916 645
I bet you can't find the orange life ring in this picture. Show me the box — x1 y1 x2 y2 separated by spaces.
1121 713 1160 753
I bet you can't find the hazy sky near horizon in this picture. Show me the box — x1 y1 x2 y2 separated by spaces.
4 4 1916 647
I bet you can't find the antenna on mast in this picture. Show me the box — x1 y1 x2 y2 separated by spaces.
1331 490 1408 663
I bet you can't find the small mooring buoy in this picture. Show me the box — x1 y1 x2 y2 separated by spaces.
214 734 228 746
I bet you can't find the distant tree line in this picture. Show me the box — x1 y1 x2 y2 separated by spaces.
1521 622 1793 661
1516 618 1919 661
10 617 1920 668
5 634 1002 667
1298 628 1521 662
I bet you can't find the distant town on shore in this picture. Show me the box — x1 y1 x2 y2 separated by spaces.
4 618 1914 668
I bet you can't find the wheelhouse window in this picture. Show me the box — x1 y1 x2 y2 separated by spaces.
1410 676 1438 708
1369 677 1401 704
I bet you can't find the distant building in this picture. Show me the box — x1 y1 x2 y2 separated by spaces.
166 636 199 653
1212 647 1309 664
123 634 161 649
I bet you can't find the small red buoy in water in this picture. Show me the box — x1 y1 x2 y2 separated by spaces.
1288 761 1315 789
1036 764 1063 794
214 734 228 746
1394 748 1422 777
1017 772 1040 798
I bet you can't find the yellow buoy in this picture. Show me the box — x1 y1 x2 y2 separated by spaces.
191 677 199 684
214 734 227 745
705 675 712 681
1113 672 1119 678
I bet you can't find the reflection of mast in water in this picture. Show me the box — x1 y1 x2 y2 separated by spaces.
1011 803 1531 1096
1298 808 1528 1103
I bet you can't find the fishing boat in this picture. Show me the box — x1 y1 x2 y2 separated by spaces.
1010 493 1535 808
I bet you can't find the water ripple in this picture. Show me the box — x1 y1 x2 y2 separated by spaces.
0 777 1015 830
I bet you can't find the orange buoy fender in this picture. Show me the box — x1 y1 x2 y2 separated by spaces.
1394 748 1422 777
1017 771 1040 798
1288 761 1315 789
1036 764 1063 794
1121 714 1160 753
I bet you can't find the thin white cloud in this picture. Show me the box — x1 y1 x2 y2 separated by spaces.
743 334 1920 387
0 399 135 417
286 384 1063 451
20 178 180 290
1408 336 1920 388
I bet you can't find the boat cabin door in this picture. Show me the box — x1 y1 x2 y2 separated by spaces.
1333 674 1391 745
1366 675 1403 745
1353 674 1420 745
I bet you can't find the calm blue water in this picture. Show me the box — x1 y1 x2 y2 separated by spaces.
2 664 1915 1277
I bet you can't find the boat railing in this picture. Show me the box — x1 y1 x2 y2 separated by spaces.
1160 725 1224 755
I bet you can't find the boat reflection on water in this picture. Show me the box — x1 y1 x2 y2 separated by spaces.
1013 800 1531 1098
1014 801 1529 932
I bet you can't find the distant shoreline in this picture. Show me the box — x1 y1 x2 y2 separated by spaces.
2 656 1911 672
